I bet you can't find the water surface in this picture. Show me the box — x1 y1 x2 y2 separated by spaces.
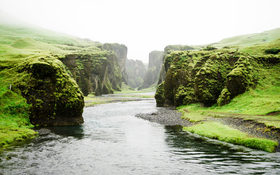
1 98 280 174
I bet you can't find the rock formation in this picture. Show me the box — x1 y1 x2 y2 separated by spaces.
155 49 257 107
158 45 194 84
140 51 164 89
61 49 122 96
125 59 146 88
102 43 128 82
5 56 84 126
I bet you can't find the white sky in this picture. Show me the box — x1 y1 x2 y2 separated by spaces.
0 0 280 63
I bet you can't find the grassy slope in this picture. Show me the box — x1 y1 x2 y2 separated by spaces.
212 28 280 48
0 77 36 150
179 38 280 152
0 23 101 150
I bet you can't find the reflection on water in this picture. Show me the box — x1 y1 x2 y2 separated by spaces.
0 99 280 175
48 126 85 139
164 126 280 174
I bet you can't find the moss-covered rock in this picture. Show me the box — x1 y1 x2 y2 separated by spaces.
158 45 194 85
61 49 122 96
2 56 84 126
217 88 231 106
155 82 165 107
226 56 256 97
102 43 128 83
155 49 257 107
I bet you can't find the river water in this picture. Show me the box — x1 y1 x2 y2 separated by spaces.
1 97 280 174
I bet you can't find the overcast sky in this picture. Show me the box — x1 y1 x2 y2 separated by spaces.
0 0 280 63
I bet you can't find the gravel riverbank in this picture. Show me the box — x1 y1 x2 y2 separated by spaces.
136 107 192 126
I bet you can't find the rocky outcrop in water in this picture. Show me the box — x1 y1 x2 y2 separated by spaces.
5 56 84 126
140 51 164 89
155 49 257 107
125 59 146 88
61 49 122 96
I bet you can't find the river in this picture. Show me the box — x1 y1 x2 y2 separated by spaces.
0 95 280 174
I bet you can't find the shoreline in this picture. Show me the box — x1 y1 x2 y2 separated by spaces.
136 108 280 152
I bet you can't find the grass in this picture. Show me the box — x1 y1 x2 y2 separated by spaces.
84 94 116 106
177 38 280 152
0 22 96 150
84 92 154 107
0 81 37 150
180 110 209 122
212 28 280 48
114 82 156 94
178 56 280 128
120 94 154 98
183 121 278 152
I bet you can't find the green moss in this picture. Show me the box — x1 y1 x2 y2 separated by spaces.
183 121 278 152
155 82 165 107
156 49 245 107
175 85 195 106
0 55 84 126
61 51 122 96
217 88 231 106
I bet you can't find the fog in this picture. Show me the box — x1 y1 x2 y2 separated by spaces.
0 0 279 63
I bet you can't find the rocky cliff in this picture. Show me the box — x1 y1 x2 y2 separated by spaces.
61 49 122 96
103 43 128 82
125 59 147 88
140 51 164 89
158 45 194 84
155 49 260 107
0 56 84 126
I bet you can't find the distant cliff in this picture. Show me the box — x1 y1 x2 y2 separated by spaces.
125 59 146 88
140 51 164 89
61 49 122 96
103 43 128 82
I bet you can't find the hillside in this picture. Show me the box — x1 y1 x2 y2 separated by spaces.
211 28 280 48
0 23 125 149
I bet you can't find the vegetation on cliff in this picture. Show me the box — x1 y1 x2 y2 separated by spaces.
61 50 122 96
155 32 280 152
125 59 146 88
140 51 164 89
0 23 124 149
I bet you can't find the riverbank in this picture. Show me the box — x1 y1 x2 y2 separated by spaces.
137 107 280 152
84 91 155 107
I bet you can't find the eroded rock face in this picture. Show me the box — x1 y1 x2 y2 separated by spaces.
125 59 146 88
140 51 164 89
102 43 128 82
13 57 84 126
155 49 257 107
158 45 194 85
61 50 122 96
